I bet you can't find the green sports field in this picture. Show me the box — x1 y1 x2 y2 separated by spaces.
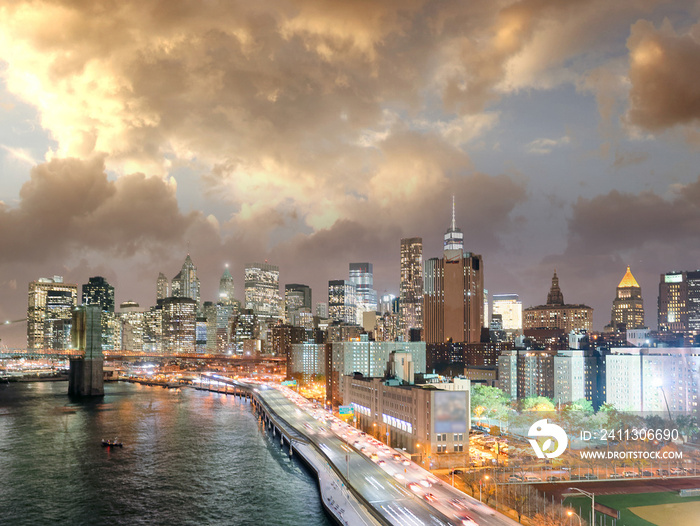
565 492 700 526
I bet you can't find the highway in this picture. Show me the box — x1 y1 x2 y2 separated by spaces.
248 381 520 526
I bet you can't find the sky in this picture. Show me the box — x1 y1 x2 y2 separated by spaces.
2 0 700 348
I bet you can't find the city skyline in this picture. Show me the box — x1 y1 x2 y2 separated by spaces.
3 2 700 347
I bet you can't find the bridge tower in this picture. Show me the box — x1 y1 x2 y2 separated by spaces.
68 305 104 396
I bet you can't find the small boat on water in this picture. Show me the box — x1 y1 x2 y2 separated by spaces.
101 438 123 448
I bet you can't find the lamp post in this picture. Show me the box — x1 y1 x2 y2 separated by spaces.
568 487 594 525
567 509 582 526
655 382 673 423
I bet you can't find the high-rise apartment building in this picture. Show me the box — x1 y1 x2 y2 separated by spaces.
218 265 236 305
523 272 592 334
399 238 423 341
27 276 78 351
156 272 169 301
424 201 484 344
349 263 378 321
492 294 523 331
171 254 201 308
328 280 357 325
610 266 644 331
245 262 282 320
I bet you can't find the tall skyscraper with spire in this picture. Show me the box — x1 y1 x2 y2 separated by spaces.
218 265 236 305
610 266 644 330
424 198 484 344
399 237 423 340
171 254 201 309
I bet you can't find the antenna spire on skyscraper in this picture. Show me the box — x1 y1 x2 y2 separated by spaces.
451 195 456 230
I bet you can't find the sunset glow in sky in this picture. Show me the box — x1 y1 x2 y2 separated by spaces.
2 1 700 346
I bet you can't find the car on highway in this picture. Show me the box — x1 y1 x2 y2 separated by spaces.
454 513 478 526
424 493 438 503
408 482 421 493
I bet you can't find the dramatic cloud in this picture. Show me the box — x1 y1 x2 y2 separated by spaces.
0 157 212 263
626 19 700 131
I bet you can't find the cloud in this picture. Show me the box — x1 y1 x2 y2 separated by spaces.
1 144 37 166
525 135 570 154
564 176 700 257
625 19 700 131
0 156 213 264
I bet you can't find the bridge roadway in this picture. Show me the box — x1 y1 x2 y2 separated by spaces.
230 378 519 526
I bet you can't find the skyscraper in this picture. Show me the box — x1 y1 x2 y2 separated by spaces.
658 271 688 333
156 272 169 301
218 265 236 305
610 266 645 331
399 237 423 340
328 280 357 324
424 200 484 344
349 263 378 323
82 276 116 351
285 283 312 324
245 262 282 319
161 297 197 354
171 254 201 308
27 276 78 351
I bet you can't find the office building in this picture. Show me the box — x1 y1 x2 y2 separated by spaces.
424 200 484 345
326 337 426 406
610 266 645 331
316 302 328 318
143 305 163 353
203 302 235 353
523 271 592 336
349 263 378 323
27 276 78 351
156 272 169 301
118 301 145 352
328 280 357 325
492 294 523 332
285 283 312 324
399 237 423 341
218 265 236 305
171 254 201 308
245 262 282 320
82 276 115 351
161 297 197 354
342 371 470 468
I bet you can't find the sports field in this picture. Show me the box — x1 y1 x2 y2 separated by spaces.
565 492 700 526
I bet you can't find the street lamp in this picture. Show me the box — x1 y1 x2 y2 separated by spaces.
479 475 489 502
567 509 582 526
653 380 674 423
568 487 594 525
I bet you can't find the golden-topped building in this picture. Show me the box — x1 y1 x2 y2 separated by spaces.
610 266 645 331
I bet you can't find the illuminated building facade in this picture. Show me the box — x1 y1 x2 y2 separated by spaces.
161 297 197 354
658 271 688 333
424 201 484 344
171 254 201 309
492 294 523 332
399 237 423 341
610 266 644 331
82 276 115 350
27 276 78 351
118 301 145 352
245 262 282 320
218 265 236 305
349 263 378 322
156 272 169 301
328 280 357 325
523 271 592 334
285 283 312 324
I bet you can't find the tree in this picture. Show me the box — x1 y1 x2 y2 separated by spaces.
676 414 699 443
471 385 511 422
520 396 555 412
